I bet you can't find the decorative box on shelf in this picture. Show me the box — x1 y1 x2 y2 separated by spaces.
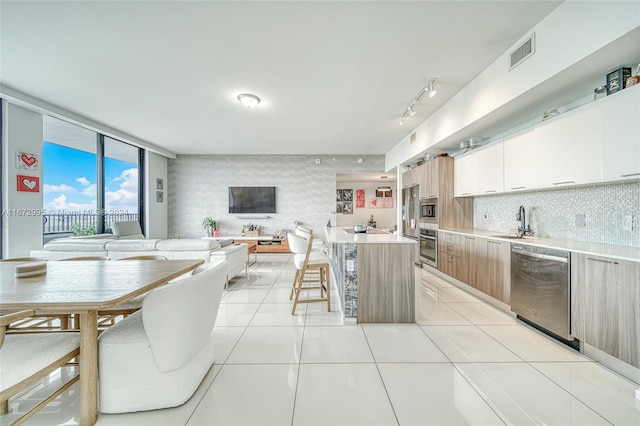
242 225 261 237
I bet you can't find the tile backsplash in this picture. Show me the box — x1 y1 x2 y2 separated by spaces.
167 154 385 239
473 180 640 247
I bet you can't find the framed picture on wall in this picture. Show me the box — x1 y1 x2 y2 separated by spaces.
343 202 353 214
336 202 343 213
156 178 164 190
342 189 353 201
375 189 392 197
156 191 164 202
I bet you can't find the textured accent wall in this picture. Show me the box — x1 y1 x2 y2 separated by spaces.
168 155 385 239
473 180 640 247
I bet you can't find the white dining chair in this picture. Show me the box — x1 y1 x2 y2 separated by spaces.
0 310 80 424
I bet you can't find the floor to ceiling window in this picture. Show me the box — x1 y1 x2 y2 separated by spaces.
42 116 142 241
104 136 141 232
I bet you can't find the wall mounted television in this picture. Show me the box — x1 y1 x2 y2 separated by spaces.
228 186 276 214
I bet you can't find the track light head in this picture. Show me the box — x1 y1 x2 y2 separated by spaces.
428 79 437 98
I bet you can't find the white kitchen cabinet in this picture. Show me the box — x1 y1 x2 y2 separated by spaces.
503 128 540 192
534 104 602 187
454 153 479 197
477 141 504 195
600 85 640 182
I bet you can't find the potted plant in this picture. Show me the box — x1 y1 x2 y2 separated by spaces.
202 217 217 237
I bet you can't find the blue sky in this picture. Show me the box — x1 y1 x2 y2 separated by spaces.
43 142 138 214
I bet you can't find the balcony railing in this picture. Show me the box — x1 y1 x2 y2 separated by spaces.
43 213 139 234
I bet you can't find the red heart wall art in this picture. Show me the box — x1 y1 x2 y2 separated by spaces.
17 175 40 192
17 152 39 170
21 154 37 167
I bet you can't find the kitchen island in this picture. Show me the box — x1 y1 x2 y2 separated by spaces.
325 227 418 323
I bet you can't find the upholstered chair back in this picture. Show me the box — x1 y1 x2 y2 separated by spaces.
141 261 228 372
112 221 144 239
287 232 309 255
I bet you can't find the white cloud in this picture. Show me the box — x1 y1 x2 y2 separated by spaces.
43 184 75 194
82 184 97 198
76 177 91 186
106 168 139 213
45 194 96 214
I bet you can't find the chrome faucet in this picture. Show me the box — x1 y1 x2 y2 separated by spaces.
516 205 534 237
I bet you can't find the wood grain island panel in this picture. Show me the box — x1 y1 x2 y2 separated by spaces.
325 227 417 323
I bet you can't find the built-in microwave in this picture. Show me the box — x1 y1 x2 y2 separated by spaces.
420 198 438 223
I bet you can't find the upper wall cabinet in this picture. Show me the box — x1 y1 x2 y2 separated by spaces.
534 102 602 187
454 141 504 197
600 85 640 182
477 142 504 195
420 161 439 199
454 153 479 197
504 128 540 192
402 167 417 188
460 84 640 197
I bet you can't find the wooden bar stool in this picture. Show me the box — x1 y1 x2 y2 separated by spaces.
290 231 331 314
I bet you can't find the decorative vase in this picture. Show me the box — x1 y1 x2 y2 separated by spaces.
205 229 212 237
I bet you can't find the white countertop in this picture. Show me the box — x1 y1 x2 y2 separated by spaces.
440 228 640 263
324 227 418 244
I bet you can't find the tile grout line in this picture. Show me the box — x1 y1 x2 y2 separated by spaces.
360 326 401 426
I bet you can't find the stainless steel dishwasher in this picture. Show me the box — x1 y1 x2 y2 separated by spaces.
510 244 579 349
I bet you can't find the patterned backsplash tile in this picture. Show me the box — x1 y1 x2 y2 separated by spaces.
473 180 640 247
168 154 385 239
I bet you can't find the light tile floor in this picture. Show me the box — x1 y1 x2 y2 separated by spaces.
4 253 640 425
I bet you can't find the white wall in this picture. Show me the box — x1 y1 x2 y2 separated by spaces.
2 102 44 256
386 1 640 169
145 151 168 239
167 155 386 239
336 182 397 231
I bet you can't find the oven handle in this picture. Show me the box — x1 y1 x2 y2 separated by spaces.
420 235 437 241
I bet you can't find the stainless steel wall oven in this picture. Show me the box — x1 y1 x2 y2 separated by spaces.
419 229 437 268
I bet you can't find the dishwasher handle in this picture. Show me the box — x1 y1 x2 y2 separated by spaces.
512 247 568 263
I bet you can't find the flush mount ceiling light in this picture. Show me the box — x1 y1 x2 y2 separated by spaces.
237 93 261 108
399 78 437 125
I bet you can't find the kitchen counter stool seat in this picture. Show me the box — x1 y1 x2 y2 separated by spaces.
289 231 331 314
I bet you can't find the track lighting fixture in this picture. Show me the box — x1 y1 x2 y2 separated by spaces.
427 79 437 98
398 78 437 124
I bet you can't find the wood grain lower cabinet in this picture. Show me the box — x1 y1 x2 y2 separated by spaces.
474 239 510 304
438 232 510 304
571 253 640 368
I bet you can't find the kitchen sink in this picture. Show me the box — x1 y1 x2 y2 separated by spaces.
489 234 532 239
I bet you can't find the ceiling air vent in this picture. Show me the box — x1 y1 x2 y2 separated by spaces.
410 132 417 144
509 33 535 71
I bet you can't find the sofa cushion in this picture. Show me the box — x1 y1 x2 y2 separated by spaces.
43 238 115 251
155 239 220 251
105 239 161 251
218 239 233 248
112 221 143 238
69 234 115 240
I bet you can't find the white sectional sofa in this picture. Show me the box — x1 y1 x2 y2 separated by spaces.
30 236 248 280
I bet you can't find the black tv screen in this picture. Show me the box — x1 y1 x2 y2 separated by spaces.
228 186 276 214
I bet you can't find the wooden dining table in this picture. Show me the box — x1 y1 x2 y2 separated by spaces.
0 259 204 426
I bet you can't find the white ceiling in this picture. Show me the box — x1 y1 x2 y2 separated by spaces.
1 1 562 156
